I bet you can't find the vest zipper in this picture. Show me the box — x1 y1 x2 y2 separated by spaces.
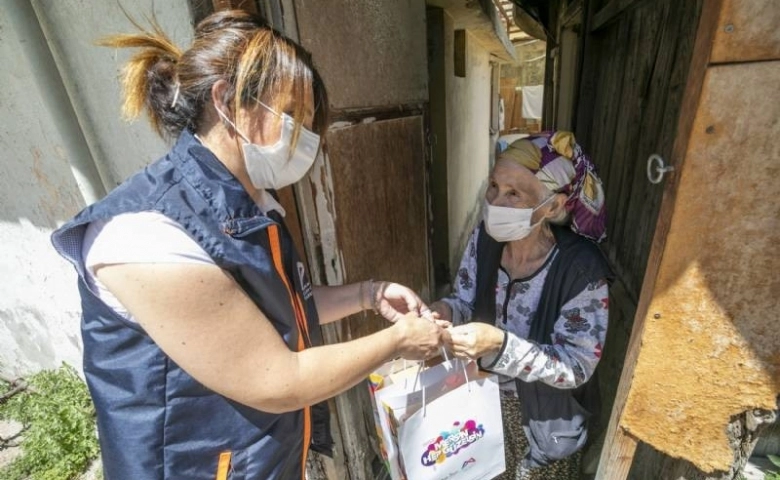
267 224 312 480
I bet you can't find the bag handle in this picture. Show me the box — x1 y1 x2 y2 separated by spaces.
421 309 471 391
413 356 473 418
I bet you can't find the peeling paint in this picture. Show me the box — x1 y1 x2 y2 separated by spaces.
330 121 354 130
308 152 345 285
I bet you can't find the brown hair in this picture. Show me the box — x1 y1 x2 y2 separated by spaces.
98 10 328 143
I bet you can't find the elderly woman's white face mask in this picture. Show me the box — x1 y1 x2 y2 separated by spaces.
483 194 556 242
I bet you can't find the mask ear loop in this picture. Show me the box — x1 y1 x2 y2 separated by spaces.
214 105 251 144
532 192 558 213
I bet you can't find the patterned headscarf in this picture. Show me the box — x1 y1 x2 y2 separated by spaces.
501 131 607 242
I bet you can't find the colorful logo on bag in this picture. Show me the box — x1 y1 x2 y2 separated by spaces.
420 420 485 467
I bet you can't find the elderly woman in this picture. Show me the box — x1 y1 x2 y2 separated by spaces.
435 132 611 479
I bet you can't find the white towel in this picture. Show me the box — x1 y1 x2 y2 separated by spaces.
521 85 544 119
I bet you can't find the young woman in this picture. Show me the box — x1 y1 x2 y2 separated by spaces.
51 10 445 480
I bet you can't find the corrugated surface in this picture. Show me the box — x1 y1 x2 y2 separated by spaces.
33 0 192 185
622 61 780 473
0 0 193 379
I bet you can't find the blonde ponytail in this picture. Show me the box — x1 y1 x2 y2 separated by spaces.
98 10 329 141
98 25 183 137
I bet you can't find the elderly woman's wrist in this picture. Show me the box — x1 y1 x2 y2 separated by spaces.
479 330 508 370
493 328 507 350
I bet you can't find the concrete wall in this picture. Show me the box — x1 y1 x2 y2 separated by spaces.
0 0 193 379
442 12 493 275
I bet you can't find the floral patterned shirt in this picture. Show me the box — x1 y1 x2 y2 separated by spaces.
441 227 609 392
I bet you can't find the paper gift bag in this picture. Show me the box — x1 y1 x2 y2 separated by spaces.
368 358 422 478
370 358 460 480
393 365 505 480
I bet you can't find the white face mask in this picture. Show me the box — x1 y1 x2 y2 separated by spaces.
216 103 320 190
483 194 556 242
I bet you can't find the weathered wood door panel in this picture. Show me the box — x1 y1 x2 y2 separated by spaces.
289 2 430 479
574 0 704 436
311 117 430 480
326 117 431 333
594 0 780 478
622 59 780 477
296 118 430 480
577 0 703 300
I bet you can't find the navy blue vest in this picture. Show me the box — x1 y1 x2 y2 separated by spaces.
51 130 330 480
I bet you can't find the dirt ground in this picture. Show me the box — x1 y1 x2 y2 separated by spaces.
0 420 22 470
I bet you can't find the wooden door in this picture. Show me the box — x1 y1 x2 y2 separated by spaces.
573 0 705 436
289 2 431 479
594 0 780 478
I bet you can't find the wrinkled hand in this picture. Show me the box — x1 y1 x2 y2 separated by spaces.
392 312 445 360
444 323 505 360
374 281 430 323
428 300 452 322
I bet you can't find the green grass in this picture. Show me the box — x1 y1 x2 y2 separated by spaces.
765 454 780 480
0 364 99 480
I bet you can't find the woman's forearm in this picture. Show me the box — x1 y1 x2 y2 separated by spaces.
312 282 372 324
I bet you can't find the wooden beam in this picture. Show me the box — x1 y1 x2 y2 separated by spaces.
561 0 583 28
492 0 513 27
593 0 724 478
591 0 642 32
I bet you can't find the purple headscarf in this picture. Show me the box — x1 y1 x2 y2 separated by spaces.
501 131 607 242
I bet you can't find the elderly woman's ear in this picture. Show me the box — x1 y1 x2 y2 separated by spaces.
546 193 570 225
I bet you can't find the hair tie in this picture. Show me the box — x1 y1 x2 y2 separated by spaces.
170 82 181 108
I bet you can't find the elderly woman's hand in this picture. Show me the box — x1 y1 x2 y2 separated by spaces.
428 300 452 322
444 323 505 360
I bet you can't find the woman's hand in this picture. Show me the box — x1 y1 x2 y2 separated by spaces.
391 312 446 360
444 323 505 360
373 281 430 322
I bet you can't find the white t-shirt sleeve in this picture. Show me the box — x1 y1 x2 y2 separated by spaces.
82 211 215 322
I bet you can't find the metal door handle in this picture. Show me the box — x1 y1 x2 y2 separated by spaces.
647 154 674 184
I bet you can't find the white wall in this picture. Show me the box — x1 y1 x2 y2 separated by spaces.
443 12 493 275
0 0 193 379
